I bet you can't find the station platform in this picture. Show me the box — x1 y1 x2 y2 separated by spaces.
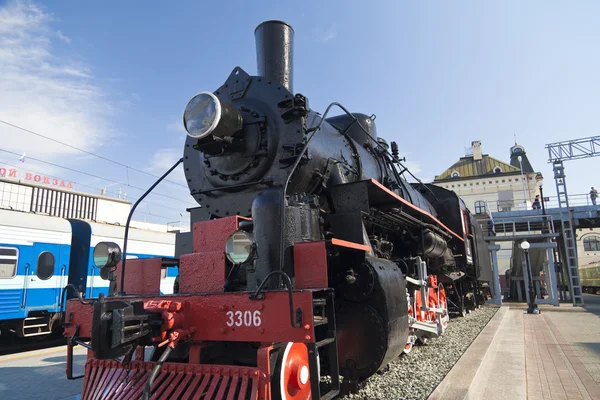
430 294 600 400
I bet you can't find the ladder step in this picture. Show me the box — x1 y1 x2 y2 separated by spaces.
24 316 46 321
316 337 335 348
313 316 328 327
22 331 51 337
313 299 327 306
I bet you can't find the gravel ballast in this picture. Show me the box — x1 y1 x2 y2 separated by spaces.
339 306 499 400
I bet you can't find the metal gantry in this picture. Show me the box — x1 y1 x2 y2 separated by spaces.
545 135 600 306
546 136 600 162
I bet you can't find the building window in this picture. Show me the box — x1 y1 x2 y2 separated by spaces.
474 201 486 214
451 170 460 178
493 166 502 174
583 235 600 251
36 251 55 280
0 247 19 278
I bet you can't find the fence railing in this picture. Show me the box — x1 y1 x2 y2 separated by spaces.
479 214 555 236
484 193 597 214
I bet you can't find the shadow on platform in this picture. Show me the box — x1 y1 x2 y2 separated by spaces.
0 353 85 400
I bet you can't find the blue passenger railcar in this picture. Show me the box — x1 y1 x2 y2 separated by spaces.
0 209 75 336
68 220 177 298
0 209 179 338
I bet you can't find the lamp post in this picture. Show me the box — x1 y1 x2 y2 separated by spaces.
518 156 528 209
537 179 548 234
537 180 546 215
521 239 539 314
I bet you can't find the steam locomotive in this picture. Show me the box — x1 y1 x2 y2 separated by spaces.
62 20 492 400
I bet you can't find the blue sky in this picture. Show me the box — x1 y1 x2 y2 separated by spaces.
1 0 599 225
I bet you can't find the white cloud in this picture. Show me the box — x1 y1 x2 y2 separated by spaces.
147 147 189 189
167 119 187 139
150 148 183 172
56 29 70 44
0 0 114 163
315 23 337 43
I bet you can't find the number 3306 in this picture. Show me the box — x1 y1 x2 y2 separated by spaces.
226 310 262 327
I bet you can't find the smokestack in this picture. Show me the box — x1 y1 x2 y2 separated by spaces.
254 20 294 93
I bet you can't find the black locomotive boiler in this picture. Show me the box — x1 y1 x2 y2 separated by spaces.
63 20 493 400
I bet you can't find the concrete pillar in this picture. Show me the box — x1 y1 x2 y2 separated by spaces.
546 243 560 306
487 244 502 305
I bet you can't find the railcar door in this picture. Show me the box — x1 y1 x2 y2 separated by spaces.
0 245 24 320
27 243 68 313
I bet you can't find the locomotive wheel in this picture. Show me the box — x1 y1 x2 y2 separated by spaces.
271 342 315 400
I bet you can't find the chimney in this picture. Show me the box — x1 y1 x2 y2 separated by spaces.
472 140 482 161
255 20 294 93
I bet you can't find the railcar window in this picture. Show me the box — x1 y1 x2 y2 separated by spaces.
583 236 600 251
0 247 18 278
36 251 55 280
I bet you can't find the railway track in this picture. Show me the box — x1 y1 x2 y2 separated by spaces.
0 332 66 356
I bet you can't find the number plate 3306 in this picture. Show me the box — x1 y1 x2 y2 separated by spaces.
226 310 262 327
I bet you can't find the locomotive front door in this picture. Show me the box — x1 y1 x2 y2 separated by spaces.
27 243 68 313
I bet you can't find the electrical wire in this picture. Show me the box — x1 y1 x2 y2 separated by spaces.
0 119 189 189
0 148 196 206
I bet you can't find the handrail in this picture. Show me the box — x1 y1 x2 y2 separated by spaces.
480 214 555 236
481 193 597 214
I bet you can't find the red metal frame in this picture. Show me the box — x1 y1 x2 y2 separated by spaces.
180 216 249 293
64 291 316 344
80 358 264 400
113 258 163 295
293 242 328 289
65 215 325 399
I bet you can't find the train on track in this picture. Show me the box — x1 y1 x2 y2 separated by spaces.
62 20 493 399
581 260 600 294
0 208 178 338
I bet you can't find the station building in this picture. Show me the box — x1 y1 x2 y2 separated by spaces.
431 140 600 292
0 164 188 233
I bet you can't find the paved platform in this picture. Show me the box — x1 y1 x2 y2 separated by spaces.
430 294 600 400
0 344 87 400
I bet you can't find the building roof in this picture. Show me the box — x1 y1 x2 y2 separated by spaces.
434 154 521 181
509 145 535 173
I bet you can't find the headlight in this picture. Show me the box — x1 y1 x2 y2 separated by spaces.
183 91 243 140
93 241 122 269
225 231 255 264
